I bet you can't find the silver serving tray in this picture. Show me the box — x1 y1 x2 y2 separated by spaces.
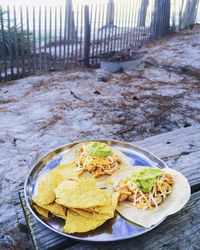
24 139 167 242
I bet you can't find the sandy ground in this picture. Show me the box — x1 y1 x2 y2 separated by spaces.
0 25 200 249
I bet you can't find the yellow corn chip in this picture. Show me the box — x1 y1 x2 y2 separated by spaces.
64 210 107 233
55 178 109 208
34 205 49 218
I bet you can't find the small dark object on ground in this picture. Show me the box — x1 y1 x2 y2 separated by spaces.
94 90 101 95
132 96 139 100
98 76 109 82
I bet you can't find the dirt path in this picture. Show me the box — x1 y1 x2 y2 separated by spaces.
0 25 200 249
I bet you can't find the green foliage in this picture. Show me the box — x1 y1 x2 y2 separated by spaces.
0 8 32 60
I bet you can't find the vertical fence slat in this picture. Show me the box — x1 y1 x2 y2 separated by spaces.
129 0 135 48
54 6 57 65
6 6 13 77
107 5 112 52
120 2 125 50
127 0 132 48
84 5 90 66
32 6 36 73
79 4 83 64
0 7 7 80
59 6 62 65
38 6 42 72
44 6 47 70
71 10 74 65
113 1 118 52
122 0 129 49
75 5 78 65
49 6 52 67
89 4 93 64
67 4 71 67
20 6 25 76
96 3 102 64
13 6 19 77
134 0 140 47
100 3 105 54
63 4 67 64
7 6 14 77
92 4 97 64
26 6 31 74
117 1 122 51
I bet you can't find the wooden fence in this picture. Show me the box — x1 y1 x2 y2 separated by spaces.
0 0 199 81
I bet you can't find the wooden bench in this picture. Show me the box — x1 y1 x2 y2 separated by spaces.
12 125 200 249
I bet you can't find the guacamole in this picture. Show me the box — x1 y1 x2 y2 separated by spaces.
130 168 163 193
86 142 113 157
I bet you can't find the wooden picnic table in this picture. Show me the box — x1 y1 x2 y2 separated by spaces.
13 125 200 250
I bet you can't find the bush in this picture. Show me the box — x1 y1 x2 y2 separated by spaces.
0 8 32 60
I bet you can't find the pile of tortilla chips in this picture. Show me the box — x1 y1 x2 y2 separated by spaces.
33 163 119 233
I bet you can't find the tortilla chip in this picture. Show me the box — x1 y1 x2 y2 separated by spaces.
109 166 191 228
33 163 81 205
111 192 120 210
64 210 108 233
71 208 112 221
85 191 118 216
33 171 64 205
71 192 119 221
33 195 67 219
34 205 49 218
55 178 109 208
51 162 82 180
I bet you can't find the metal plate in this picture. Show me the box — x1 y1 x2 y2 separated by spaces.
24 139 167 242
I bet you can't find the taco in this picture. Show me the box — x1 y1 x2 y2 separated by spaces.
61 141 130 179
108 166 190 228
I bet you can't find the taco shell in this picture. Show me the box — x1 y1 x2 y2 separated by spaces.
109 166 191 228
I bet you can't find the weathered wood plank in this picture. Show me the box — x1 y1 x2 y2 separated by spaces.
67 191 200 250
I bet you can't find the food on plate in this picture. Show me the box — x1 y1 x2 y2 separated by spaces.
31 141 190 234
33 198 66 219
55 178 110 208
33 163 81 205
108 166 190 228
64 209 109 233
64 191 119 233
115 168 173 209
61 142 130 178
33 205 49 218
33 171 119 233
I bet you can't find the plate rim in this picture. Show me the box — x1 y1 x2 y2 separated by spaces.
24 139 168 242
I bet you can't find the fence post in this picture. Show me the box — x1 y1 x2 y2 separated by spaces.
84 5 90 67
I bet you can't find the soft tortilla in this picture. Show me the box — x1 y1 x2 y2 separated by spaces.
108 166 191 228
